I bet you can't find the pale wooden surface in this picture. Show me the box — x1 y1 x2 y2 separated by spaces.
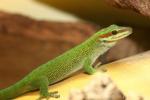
103 51 150 100
16 51 150 100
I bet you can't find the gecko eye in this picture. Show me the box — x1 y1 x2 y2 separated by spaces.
112 30 118 35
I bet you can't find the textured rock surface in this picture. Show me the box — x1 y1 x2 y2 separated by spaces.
69 75 144 100
105 0 150 17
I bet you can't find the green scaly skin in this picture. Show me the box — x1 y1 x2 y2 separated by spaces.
0 25 132 100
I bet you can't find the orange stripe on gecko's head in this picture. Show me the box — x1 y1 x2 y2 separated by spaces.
99 32 112 38
99 30 118 38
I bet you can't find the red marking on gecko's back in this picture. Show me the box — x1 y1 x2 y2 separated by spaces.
99 32 112 38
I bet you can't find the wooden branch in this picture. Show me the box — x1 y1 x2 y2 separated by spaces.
16 51 150 100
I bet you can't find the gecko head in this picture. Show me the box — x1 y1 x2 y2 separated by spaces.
96 24 132 43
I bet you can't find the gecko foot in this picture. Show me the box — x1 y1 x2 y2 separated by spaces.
37 91 60 100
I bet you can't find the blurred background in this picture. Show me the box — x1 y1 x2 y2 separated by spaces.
38 0 150 28
0 0 150 92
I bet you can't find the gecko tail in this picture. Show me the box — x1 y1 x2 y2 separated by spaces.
0 79 30 100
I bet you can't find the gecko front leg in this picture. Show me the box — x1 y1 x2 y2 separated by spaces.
83 58 96 75
94 62 102 68
94 62 107 72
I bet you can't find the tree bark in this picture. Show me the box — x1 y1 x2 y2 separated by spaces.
105 0 150 17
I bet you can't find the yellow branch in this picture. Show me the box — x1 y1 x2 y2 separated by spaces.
16 51 150 100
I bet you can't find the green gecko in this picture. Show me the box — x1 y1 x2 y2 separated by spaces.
0 24 132 100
